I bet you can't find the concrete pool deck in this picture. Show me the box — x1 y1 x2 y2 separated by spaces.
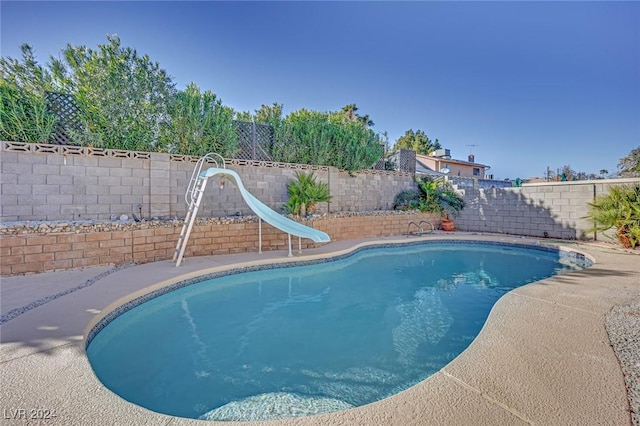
1 232 638 425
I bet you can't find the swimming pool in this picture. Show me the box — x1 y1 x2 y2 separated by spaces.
86 241 591 421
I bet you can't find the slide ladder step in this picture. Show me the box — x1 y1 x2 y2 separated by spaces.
173 176 209 266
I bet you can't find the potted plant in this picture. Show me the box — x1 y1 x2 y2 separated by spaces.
585 185 640 248
436 186 465 231
441 216 456 232
283 171 331 217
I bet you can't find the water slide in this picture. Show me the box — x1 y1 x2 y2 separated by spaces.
200 167 330 244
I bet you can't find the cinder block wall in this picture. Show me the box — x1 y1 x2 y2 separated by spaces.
455 179 640 240
0 146 158 221
0 142 414 221
0 212 440 275
3 142 638 250
169 160 329 219
329 168 414 212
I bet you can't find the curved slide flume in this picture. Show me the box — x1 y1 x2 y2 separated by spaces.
200 167 330 243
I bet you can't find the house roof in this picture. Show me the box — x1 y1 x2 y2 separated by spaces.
413 156 445 176
415 163 447 176
416 154 490 169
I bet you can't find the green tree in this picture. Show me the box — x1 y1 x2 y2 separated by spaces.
340 103 374 127
0 81 57 143
254 103 284 127
0 44 59 143
270 108 383 172
326 111 382 170
618 147 640 178
0 44 57 95
559 165 576 181
393 129 441 155
272 108 332 165
50 35 176 150
235 111 253 122
161 83 237 157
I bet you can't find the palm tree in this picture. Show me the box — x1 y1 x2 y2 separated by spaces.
340 103 358 120
617 147 640 177
340 104 374 128
357 114 374 127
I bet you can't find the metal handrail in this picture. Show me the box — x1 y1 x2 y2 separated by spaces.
417 221 435 233
406 221 423 237
185 152 225 205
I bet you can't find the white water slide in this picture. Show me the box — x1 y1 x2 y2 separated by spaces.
173 153 330 266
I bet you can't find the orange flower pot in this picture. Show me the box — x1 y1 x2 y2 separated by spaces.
441 218 455 232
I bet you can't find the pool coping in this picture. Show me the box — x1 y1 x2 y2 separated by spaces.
1 232 638 425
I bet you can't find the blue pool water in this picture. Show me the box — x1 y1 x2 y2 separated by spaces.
86 242 590 421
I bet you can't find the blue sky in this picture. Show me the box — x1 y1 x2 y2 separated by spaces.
2 1 638 180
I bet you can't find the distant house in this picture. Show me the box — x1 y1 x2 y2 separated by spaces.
523 177 549 184
416 149 491 179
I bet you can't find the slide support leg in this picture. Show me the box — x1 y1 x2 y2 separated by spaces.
258 217 262 254
288 234 292 257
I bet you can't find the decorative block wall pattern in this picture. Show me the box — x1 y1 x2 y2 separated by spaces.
0 142 414 221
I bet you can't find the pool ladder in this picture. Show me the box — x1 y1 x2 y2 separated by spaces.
406 220 434 237
173 153 225 267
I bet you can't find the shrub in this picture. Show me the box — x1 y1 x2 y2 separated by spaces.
53 35 176 151
0 44 58 143
270 109 383 172
393 189 421 210
0 82 57 143
586 185 640 248
283 171 331 216
161 83 238 157
393 176 465 217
